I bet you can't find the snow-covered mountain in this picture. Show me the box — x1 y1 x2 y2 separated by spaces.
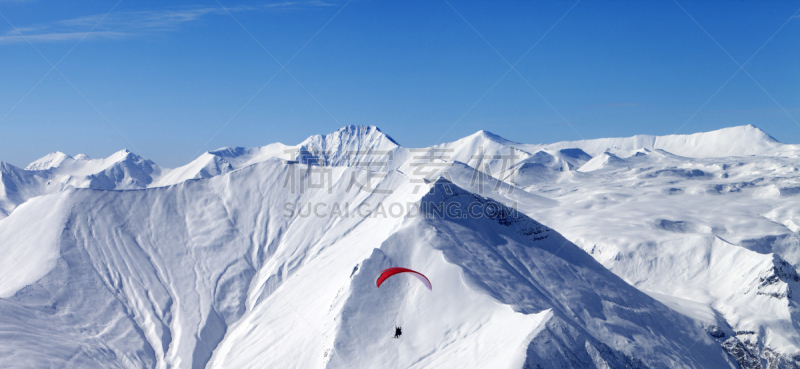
0 149 160 216
293 125 403 167
533 124 786 158
1 124 799 368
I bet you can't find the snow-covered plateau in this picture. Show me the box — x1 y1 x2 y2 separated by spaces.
1 124 799 368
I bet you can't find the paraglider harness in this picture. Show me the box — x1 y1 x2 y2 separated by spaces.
394 326 402 338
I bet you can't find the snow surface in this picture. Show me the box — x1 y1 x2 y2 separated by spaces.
1 124 799 368
529 124 784 158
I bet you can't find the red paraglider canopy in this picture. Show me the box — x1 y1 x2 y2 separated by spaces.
376 268 432 291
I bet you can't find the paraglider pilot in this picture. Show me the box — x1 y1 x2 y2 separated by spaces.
394 326 402 338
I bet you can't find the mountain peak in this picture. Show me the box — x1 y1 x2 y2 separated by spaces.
106 149 147 164
300 126 399 152
468 130 516 145
330 125 400 146
293 125 401 167
657 124 783 157
25 151 73 171
110 148 132 157
718 124 779 143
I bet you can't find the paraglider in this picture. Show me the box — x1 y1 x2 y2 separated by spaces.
376 267 432 291
377 267 430 340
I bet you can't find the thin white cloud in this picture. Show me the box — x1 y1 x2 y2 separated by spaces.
0 1 334 44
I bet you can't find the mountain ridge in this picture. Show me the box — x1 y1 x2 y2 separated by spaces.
21 124 784 174
2 124 800 367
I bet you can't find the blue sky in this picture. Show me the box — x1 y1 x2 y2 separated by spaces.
0 0 798 167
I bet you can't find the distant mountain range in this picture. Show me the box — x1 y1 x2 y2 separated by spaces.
1 124 798 368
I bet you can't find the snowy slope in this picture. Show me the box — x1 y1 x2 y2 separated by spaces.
517 145 800 367
576 151 626 172
534 125 786 158
0 126 398 219
0 162 736 368
2 124 800 368
0 161 67 217
0 159 409 368
3 124 783 219
0 150 161 217
294 125 404 167
152 125 402 187
152 143 292 186
27 149 161 189
25 151 74 170
327 180 733 369
430 130 534 180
